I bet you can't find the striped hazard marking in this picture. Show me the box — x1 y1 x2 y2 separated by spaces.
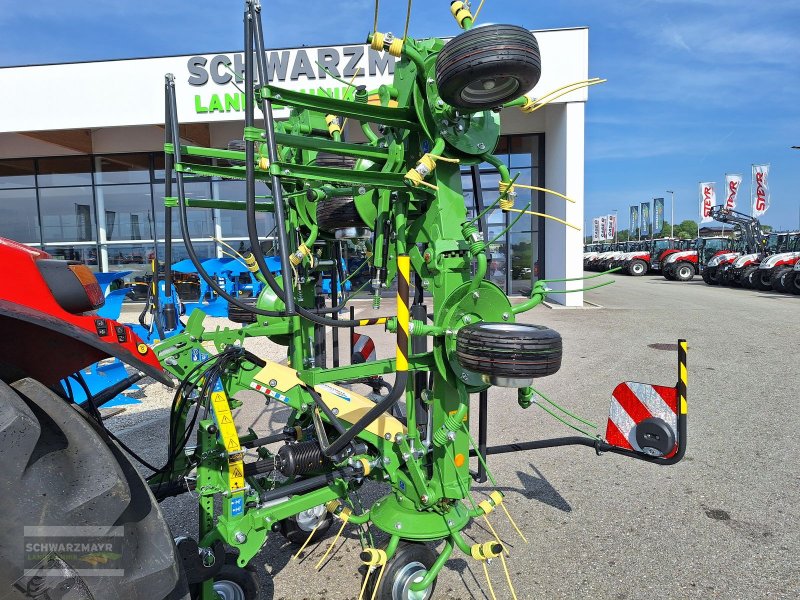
351 332 376 364
606 382 678 456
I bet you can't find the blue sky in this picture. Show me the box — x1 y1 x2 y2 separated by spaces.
1 0 798 229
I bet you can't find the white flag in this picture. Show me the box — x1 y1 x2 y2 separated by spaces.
606 214 616 240
752 164 770 217
599 216 607 241
699 182 715 223
725 174 742 211
592 218 600 242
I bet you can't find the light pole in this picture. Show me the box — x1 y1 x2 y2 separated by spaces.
666 190 675 238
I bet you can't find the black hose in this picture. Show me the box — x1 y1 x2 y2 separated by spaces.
321 371 408 457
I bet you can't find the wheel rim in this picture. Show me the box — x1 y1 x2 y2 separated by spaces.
460 76 520 106
633 264 643 274
296 504 326 531
679 267 690 278
214 580 246 600
392 561 432 600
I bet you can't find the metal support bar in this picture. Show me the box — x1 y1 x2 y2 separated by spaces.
476 390 488 483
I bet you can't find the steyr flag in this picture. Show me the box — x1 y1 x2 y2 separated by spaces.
752 165 770 217
599 216 607 241
592 218 601 242
653 198 665 232
606 214 617 240
699 182 715 223
725 174 742 211
630 205 639 237
640 202 651 237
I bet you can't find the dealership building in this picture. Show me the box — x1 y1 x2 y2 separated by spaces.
0 27 589 305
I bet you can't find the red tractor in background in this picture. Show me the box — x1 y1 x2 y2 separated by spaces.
662 236 732 282
701 207 763 286
718 231 785 287
626 237 688 276
0 238 185 600
748 232 800 291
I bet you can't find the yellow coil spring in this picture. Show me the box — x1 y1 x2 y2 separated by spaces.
289 243 311 266
498 180 515 210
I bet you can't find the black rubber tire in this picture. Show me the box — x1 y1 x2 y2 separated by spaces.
787 271 800 295
0 378 188 600
754 269 774 291
770 267 792 292
278 508 332 546
702 267 718 285
435 24 541 110
362 542 438 600
740 265 759 289
663 267 676 280
313 153 364 234
208 554 260 600
628 259 647 276
456 322 562 380
674 262 695 282
228 297 258 324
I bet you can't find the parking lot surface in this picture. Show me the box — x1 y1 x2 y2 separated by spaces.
114 273 799 599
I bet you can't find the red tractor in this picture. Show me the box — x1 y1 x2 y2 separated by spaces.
701 207 765 286
626 237 688 276
0 238 185 599
750 232 800 291
662 237 731 282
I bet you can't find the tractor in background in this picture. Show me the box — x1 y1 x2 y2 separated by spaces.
662 236 731 282
749 232 800 291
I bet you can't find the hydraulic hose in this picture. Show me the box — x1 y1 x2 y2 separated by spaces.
164 75 287 318
321 255 412 457
243 3 395 330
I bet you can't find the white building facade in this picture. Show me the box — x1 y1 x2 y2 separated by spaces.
0 27 589 305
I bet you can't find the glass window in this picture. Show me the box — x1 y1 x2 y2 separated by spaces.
43 244 99 269
37 156 92 187
215 179 274 238
105 243 156 279
157 181 214 239
509 136 538 169
0 189 40 243
94 154 150 185
39 186 95 243
96 184 154 241
0 159 36 189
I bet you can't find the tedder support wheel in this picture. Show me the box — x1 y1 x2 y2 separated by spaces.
628 259 647 276
278 504 332 545
206 554 260 600
435 24 541 110
674 263 695 282
362 542 438 600
456 322 562 387
313 152 368 239
0 378 188 600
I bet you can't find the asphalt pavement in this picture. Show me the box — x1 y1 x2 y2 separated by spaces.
113 272 799 599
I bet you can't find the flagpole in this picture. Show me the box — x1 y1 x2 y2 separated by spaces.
750 164 755 217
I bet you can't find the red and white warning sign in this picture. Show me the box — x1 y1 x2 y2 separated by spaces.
606 382 678 456
351 332 376 364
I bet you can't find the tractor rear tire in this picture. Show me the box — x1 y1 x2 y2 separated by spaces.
674 263 695 282
456 322 562 386
628 259 647 276
663 267 676 280
770 267 793 292
436 24 541 110
313 153 368 238
0 378 188 600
